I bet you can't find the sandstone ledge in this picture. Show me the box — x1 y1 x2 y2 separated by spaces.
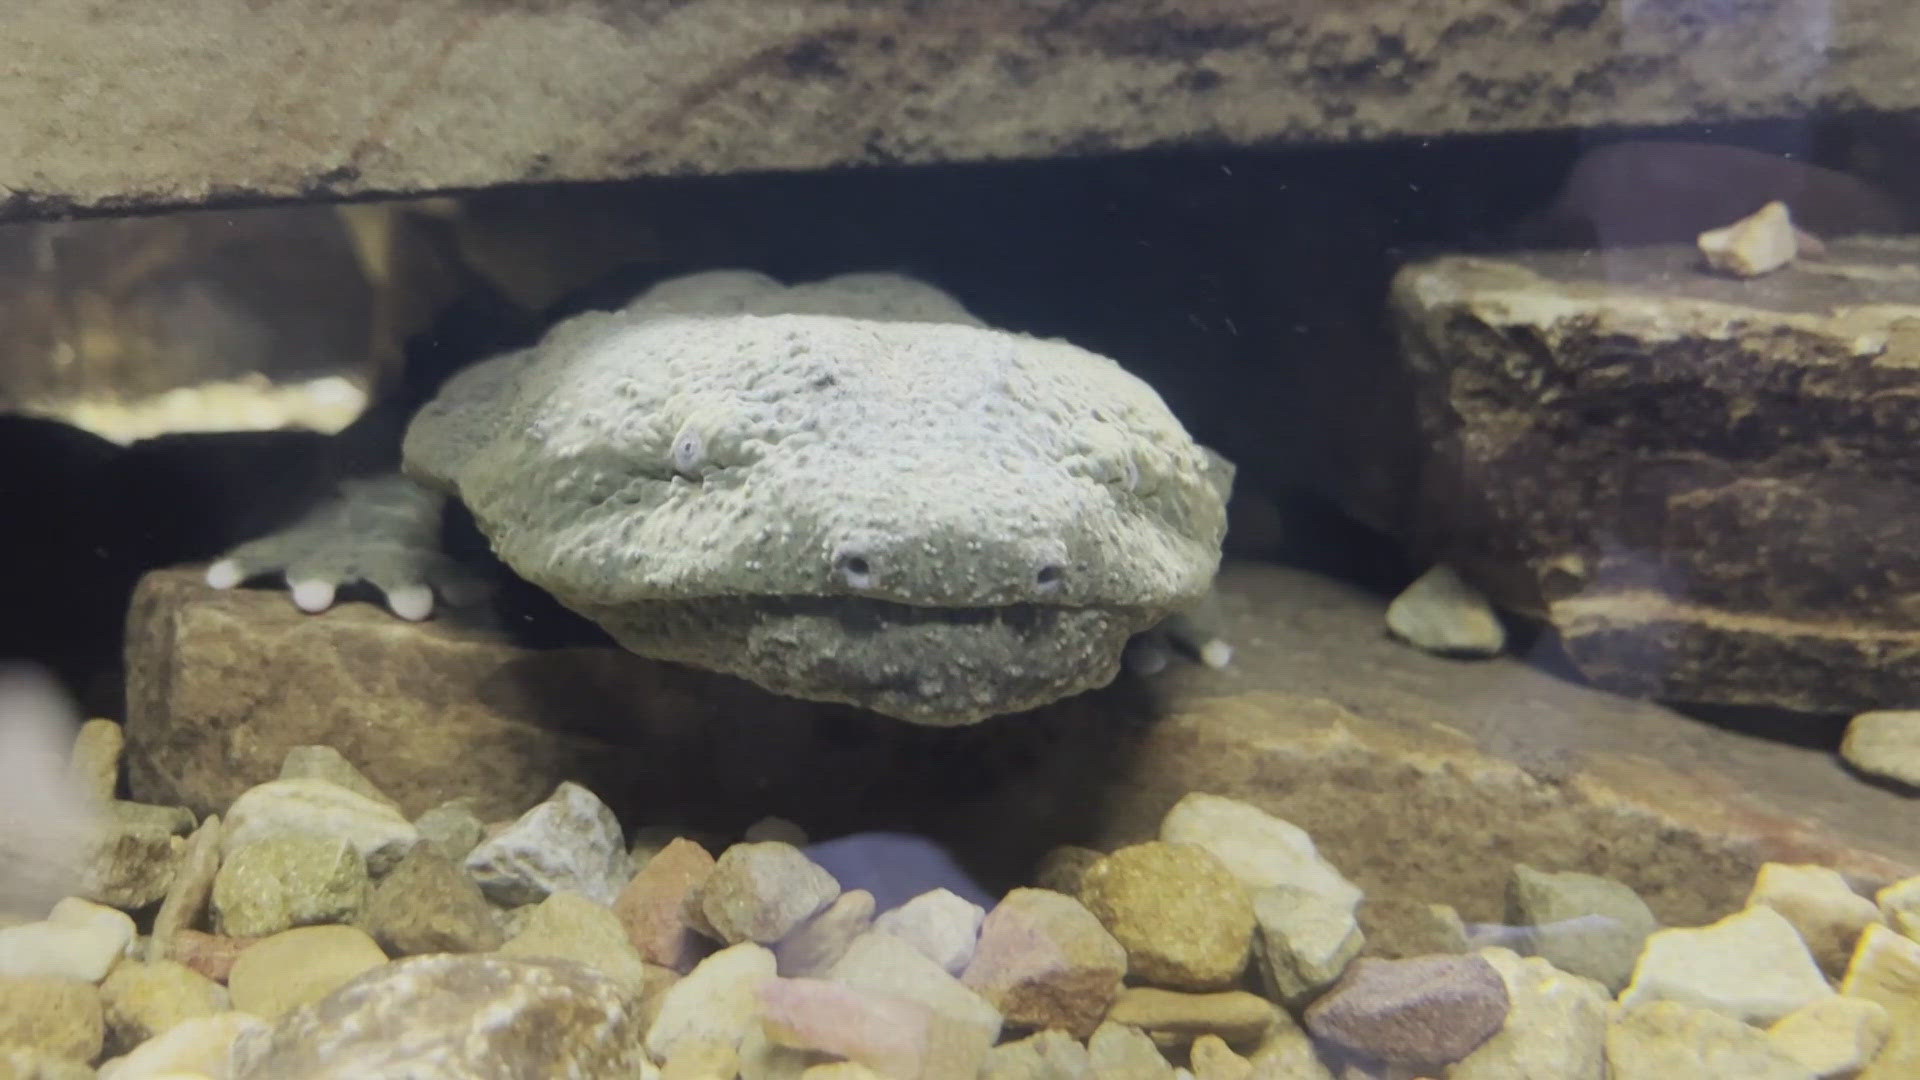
9 0 1920 218
124 561 1917 926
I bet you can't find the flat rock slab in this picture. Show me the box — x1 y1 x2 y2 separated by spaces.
1386 237 1920 714
9 0 1920 217
125 562 1918 926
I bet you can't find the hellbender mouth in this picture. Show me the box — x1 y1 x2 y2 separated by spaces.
564 593 1161 725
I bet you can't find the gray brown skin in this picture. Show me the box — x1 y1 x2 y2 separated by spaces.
211 271 1233 724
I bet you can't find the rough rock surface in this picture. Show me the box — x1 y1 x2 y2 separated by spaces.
127 561 1920 926
1303 954 1510 1068
962 887 1126 1040
228 954 648 1080
1384 240 1920 713
13 1 1920 217
1077 841 1255 991
402 271 1230 724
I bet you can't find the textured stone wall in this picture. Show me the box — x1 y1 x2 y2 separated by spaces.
5 0 1919 217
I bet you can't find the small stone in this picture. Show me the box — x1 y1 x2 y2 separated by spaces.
1845 935 1920 1080
612 837 716 972
1033 846 1104 897
0 896 136 981
697 842 840 946
359 843 503 955
1505 864 1658 992
168 929 254 985
1105 987 1275 1051
498 890 653 995
828 932 1000 1071
1253 884 1364 1008
776 888 875 978
1385 564 1505 657
744 816 809 848
463 781 628 906
962 887 1125 1039
1748 863 1884 979
412 801 487 864
98 958 228 1055
0 1046 94 1080
1355 898 1469 960
0 975 104 1062
68 718 124 804
645 942 777 1062
800 1063 890 1080
760 976 958 1079
873 888 984 975
227 954 648 1079
982 1029 1093 1080
1304 954 1509 1068
1159 794 1361 912
1698 199 1799 278
78 801 190 910
1245 1010 1335 1080
277 745 399 810
1448 948 1608 1080
225 924 387 1020
1087 1022 1175 1080
1767 995 1890 1079
211 835 370 938
736 1025 825 1079
1188 1035 1252 1080
96 1011 267 1080
222 778 419 877
1876 875 1920 942
1619 904 1833 1025
1841 710 1920 787
661 1039 740 1080
1607 1001 1813 1080
1079 842 1255 991
150 815 222 964
626 824 683 875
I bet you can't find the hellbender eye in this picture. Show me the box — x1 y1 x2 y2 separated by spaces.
672 427 706 476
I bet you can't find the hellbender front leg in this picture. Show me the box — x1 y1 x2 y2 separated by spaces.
1124 590 1234 677
205 474 477 620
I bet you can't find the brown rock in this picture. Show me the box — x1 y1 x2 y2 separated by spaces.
1382 241 1920 714
360 843 504 956
961 887 1125 1039
129 559 1920 937
169 928 257 985
1304 955 1509 1068
612 837 716 973
12 1 1920 216
150 813 223 963
695 842 840 946
1078 842 1255 991
1355 898 1468 961
1104 987 1276 1051
226 924 388 1020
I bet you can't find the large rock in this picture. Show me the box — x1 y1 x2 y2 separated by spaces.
1384 239 1920 714
10 1 1920 217
126 561 1920 927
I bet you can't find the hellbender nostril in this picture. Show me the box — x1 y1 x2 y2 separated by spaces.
1035 564 1063 591
836 551 875 589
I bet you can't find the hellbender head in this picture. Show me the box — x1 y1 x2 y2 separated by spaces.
403 272 1231 724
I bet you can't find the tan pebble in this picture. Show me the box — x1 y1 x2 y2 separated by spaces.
226 924 387 1019
1697 200 1798 277
1107 986 1276 1051
1875 875 1920 942
150 815 222 963
99 957 228 1055
95 1011 267 1080
1078 842 1256 992
1189 1033 1254 1080
1746 863 1883 979
661 1038 739 1080
0 974 105 1062
67 718 124 804
1767 994 1888 1079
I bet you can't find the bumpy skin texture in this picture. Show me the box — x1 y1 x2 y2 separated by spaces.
401 270 1232 723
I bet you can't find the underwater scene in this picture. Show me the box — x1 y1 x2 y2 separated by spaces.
3 3 1920 1078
